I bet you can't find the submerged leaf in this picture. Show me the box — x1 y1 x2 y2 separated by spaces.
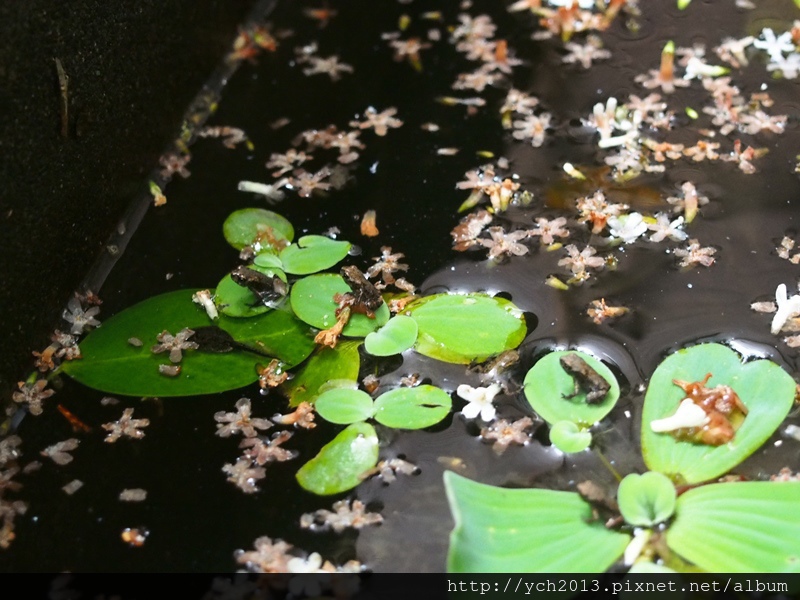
666 481 800 572
444 472 630 572
290 273 389 337
296 422 379 495
62 290 315 397
223 208 294 251
641 343 796 484
523 350 619 427
373 385 452 429
279 235 352 275
407 294 526 364
364 314 418 356
281 341 360 407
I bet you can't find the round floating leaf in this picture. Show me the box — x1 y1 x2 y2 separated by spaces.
281 341 360 407
253 253 284 270
641 343 796 484
373 385 452 429
279 235 352 275
666 481 800 572
315 388 376 424
214 264 287 318
61 290 315 397
617 472 677 527
223 208 294 251
549 420 592 453
290 273 389 337
523 350 620 427
296 422 379 495
407 294 526 364
444 472 630 572
364 315 418 356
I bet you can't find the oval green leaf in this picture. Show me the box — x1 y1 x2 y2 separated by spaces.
549 420 592 453
296 422 379 495
523 350 620 427
641 343 796 484
617 472 676 527
315 388 376 424
373 385 452 429
61 290 315 397
364 315 418 356
279 235 352 275
253 253 284 270
666 481 800 572
215 264 287 318
281 341 360 407
407 293 526 364
444 471 630 572
223 208 294 251
290 273 389 337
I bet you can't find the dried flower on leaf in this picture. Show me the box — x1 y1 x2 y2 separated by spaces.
151 328 198 364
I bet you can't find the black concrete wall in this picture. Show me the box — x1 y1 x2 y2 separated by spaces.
0 1 255 396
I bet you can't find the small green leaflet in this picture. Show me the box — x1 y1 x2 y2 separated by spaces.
279 235 351 275
281 342 360 407
222 208 294 251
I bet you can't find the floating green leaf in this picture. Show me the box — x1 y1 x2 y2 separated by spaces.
364 315 418 356
281 341 360 407
407 294 526 364
617 472 676 527
253 253 284 270
666 481 800 572
223 208 294 251
641 343 796 484
523 350 619 427
61 290 315 397
296 422 379 495
279 235 352 275
549 420 592 453
315 388 376 424
373 385 452 429
214 264 287 318
290 273 389 337
444 472 630 572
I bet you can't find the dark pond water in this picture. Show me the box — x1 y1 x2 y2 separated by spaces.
3 0 800 573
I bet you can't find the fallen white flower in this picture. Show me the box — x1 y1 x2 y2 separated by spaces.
624 529 652 567
192 289 218 320
771 284 800 334
607 212 648 243
650 399 709 433
457 383 501 422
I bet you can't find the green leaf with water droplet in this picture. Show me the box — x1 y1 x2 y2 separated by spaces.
214 264 287 318
315 388 376 424
406 293 526 364
373 385 452 429
642 343 796 484
281 341 360 407
523 350 619 427
666 481 800 572
296 422 379 495
279 235 352 275
444 471 630 572
364 314 418 356
61 290 315 397
617 472 676 527
549 420 592 453
222 208 294 251
290 273 389 337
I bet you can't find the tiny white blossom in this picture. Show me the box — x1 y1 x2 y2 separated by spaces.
754 28 794 61
771 283 800 335
650 399 709 433
607 212 647 243
647 214 688 243
457 383 501 422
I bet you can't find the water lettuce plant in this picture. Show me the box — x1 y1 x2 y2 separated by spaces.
446 343 800 572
